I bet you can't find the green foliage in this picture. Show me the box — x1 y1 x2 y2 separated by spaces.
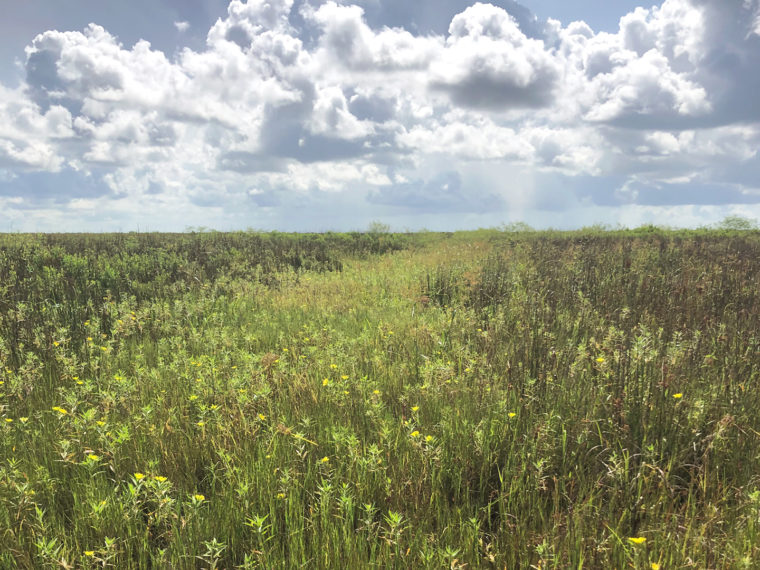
0 229 759 568
500 221 535 233
716 215 758 231
366 220 391 234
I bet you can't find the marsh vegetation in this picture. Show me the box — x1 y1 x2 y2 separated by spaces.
1 229 759 568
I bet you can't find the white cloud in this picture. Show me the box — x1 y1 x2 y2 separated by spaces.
174 21 190 33
0 84 67 170
583 48 710 122
308 85 373 139
307 1 441 71
398 116 532 161
208 0 295 45
523 125 604 174
429 3 559 110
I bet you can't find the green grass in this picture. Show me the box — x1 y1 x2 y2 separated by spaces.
1 230 760 568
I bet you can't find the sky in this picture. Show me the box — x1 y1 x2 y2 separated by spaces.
0 0 759 232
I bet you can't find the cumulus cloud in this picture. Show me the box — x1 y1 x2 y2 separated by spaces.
398 118 532 161
429 3 559 110
565 0 760 128
306 1 441 71
583 48 711 124
1 0 760 230
0 85 67 170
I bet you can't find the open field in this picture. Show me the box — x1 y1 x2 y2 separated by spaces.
1 229 760 568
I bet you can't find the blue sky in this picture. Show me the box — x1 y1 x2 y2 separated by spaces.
1 0 759 231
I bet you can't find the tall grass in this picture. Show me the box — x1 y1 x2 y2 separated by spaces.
1 230 759 568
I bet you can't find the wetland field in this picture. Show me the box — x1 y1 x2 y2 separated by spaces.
1 229 759 568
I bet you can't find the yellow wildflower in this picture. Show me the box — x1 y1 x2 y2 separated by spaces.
411 406 419 412
322 379 329 386
508 412 517 418
673 393 683 399
411 431 420 438
87 454 100 461
596 357 605 363
154 476 168 482
258 413 266 420
84 550 95 557
194 494 205 502
320 456 329 463
134 472 145 480
628 536 646 545
651 564 660 570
